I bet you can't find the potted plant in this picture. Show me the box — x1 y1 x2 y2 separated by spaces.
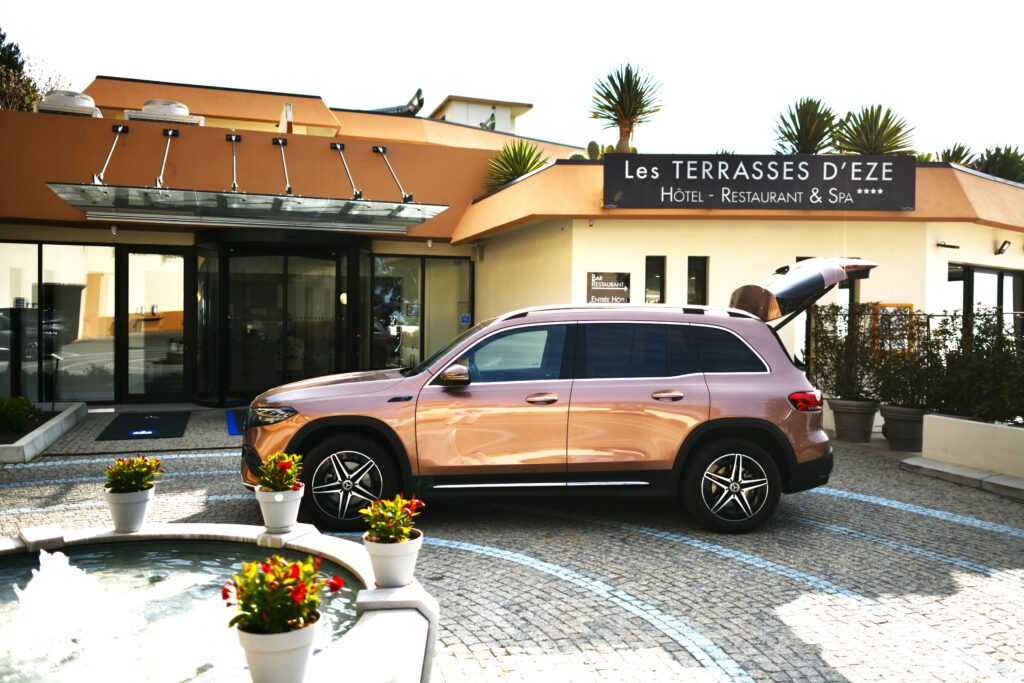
255 452 304 534
360 494 425 588
873 308 932 451
809 303 879 442
222 553 345 683
103 456 163 533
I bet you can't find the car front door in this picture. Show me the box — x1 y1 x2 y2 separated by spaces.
567 322 709 486
415 323 574 482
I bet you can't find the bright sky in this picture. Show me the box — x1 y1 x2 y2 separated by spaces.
4 0 1021 156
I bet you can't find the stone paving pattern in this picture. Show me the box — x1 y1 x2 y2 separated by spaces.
1 421 1022 681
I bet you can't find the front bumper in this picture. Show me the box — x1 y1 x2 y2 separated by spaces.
240 444 262 489
785 446 834 493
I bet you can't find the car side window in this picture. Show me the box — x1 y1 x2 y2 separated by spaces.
582 323 672 379
691 325 768 373
462 325 568 383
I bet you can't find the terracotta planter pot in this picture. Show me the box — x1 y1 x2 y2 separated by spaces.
827 398 879 442
363 528 423 588
880 404 926 452
237 618 318 683
255 485 303 534
104 487 155 533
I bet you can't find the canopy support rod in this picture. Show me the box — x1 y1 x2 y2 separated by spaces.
92 125 129 185
226 133 242 192
330 142 362 199
154 129 179 189
272 138 293 195
373 146 413 202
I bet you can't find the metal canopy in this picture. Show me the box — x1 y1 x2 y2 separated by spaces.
47 183 448 234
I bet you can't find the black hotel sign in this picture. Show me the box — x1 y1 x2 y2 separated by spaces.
603 154 915 211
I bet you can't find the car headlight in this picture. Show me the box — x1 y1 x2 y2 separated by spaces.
247 406 298 428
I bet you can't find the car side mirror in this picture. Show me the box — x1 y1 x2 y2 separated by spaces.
440 363 471 387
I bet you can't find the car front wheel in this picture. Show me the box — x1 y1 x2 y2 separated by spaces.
682 438 781 533
301 434 398 531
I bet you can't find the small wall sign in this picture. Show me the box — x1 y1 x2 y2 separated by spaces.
587 272 630 303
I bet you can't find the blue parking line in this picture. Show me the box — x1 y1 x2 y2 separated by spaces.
426 536 754 683
0 470 239 490
3 451 239 470
812 488 1024 540
778 514 995 575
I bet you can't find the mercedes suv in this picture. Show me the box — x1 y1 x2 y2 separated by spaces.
241 257 875 533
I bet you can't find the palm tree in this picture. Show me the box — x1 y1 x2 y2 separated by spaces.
774 98 835 154
937 143 975 166
485 140 549 192
973 146 1024 183
832 105 915 155
590 64 661 153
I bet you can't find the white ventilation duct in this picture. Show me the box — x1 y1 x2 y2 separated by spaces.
125 99 204 126
34 90 102 117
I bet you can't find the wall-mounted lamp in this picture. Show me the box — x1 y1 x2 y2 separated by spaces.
339 292 348 306
995 240 1011 255
936 241 959 249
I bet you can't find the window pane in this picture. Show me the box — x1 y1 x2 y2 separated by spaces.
583 323 667 378
128 252 184 397
973 271 999 309
687 257 708 305
43 245 116 401
668 326 701 376
645 256 665 304
287 256 336 382
0 243 39 400
372 256 422 369
195 246 220 400
692 326 767 373
227 254 284 399
465 325 566 382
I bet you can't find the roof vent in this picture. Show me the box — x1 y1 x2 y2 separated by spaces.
34 90 102 118
125 99 204 126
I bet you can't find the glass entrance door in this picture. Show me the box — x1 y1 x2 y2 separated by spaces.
126 251 186 400
226 252 341 401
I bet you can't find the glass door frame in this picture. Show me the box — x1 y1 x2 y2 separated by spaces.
115 246 196 403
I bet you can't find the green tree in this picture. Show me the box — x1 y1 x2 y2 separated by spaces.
774 97 835 154
0 28 39 112
485 139 549 192
832 105 915 155
973 146 1024 183
589 64 661 154
937 143 975 166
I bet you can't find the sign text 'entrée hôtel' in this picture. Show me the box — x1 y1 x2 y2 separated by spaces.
603 154 915 211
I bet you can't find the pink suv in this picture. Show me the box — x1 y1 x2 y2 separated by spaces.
241 258 875 532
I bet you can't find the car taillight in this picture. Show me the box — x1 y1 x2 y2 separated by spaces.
788 390 822 412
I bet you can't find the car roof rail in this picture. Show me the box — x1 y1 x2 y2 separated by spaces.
494 303 759 323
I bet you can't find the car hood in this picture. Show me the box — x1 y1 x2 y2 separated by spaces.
255 369 407 404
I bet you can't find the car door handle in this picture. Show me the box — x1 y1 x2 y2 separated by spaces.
525 393 559 405
651 390 685 401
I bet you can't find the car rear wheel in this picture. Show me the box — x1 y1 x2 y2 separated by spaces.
682 438 781 533
301 434 399 531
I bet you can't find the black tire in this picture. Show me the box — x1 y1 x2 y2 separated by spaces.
300 434 399 531
681 438 781 533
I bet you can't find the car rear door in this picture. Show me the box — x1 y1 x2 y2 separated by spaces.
566 322 709 486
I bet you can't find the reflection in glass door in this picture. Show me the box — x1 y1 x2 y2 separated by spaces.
127 252 185 398
227 255 284 399
286 256 336 383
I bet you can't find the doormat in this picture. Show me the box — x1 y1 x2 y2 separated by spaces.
96 412 191 441
226 409 247 436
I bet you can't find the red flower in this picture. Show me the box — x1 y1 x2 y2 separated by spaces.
291 484 302 491
260 562 272 574
313 556 322 571
288 563 301 580
326 576 345 593
277 461 292 470
221 581 233 601
290 582 307 604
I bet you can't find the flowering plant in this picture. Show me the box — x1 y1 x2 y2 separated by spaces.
360 494 425 543
222 554 344 634
104 456 164 493
258 452 303 492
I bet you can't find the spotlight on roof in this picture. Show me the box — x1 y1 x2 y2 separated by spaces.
996 240 1011 255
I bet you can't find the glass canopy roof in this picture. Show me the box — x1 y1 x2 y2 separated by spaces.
47 183 448 234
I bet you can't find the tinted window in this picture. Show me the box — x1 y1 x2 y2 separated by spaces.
668 325 701 376
691 326 768 373
460 325 568 383
583 324 665 378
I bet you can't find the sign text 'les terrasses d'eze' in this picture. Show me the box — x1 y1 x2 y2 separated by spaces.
602 154 916 211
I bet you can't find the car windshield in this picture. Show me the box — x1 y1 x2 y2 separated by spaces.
403 318 495 376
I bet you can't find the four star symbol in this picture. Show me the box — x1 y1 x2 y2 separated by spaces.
856 188 885 195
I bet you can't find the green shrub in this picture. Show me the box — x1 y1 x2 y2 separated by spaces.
808 303 878 401
0 396 38 434
104 456 164 493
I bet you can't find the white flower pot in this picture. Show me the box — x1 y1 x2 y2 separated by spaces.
363 528 423 587
104 487 155 533
237 619 318 683
255 485 303 533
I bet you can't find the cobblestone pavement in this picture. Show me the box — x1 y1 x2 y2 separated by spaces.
1 442 1022 682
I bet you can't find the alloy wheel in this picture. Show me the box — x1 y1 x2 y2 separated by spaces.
310 450 383 521
700 452 770 521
